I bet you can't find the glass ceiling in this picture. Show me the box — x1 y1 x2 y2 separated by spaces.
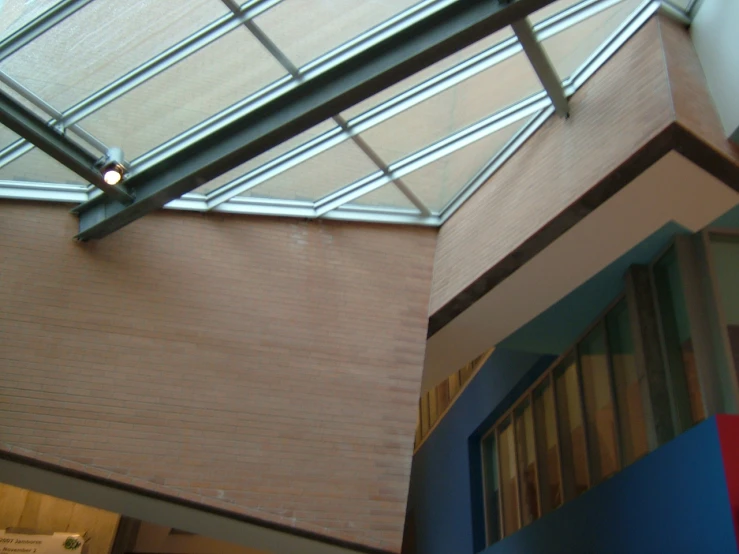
0 0 690 227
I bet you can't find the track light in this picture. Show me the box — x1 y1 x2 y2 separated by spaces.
96 147 128 186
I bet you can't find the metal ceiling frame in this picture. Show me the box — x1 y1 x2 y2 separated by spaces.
70 0 567 240
0 0 684 233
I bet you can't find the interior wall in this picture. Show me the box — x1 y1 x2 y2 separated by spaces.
0 203 437 553
0 483 119 554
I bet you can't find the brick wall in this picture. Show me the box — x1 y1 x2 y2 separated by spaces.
428 18 674 317
0 203 437 552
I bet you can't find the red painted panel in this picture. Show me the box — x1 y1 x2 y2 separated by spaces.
717 415 739 549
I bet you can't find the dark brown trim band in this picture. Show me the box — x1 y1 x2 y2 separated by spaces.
428 123 739 338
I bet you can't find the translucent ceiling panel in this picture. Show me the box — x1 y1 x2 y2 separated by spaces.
542 0 643 80
79 30 287 161
530 0 586 25
346 183 418 210
402 119 526 212
0 0 228 110
342 27 514 120
358 48 539 164
0 0 61 42
193 120 337 195
243 140 378 202
0 148 85 184
255 0 420 68
0 127 22 153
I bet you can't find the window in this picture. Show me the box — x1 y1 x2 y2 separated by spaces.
533 378 563 514
654 247 706 431
481 433 501 544
579 322 620 483
554 357 590 500
606 300 649 464
514 400 539 525
709 235 739 376
498 420 520 537
481 234 738 544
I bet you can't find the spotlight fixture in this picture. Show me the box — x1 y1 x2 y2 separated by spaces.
96 147 128 186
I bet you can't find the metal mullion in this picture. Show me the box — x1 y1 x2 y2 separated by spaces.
223 1 431 216
60 0 284 127
139 34 523 176
312 95 548 215
0 140 34 168
512 19 568 117
0 0 93 63
331 115 429 216
574 345 594 490
0 89 132 203
546 375 566 511
602 318 625 472
0 71 109 154
511 418 524 533
439 106 552 222
526 392 542 523
136 0 611 181
494 428 504 542
209 91 546 213
300 0 456 73
222 0 301 78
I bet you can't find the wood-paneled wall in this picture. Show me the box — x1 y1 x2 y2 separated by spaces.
0 484 119 554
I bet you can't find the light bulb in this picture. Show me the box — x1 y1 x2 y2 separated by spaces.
103 168 122 185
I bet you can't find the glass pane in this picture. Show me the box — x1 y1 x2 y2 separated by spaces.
654 247 705 431
541 0 643 80
80 29 287 161
709 236 739 382
358 49 540 164
0 127 23 154
345 183 417 210
533 379 562 514
0 1 62 41
579 322 620 483
530 0 586 25
244 140 378 202
0 0 228 110
256 0 420 68
554 356 589 501
402 119 525 212
192 120 337 195
606 300 649 465
499 421 520 537
0 148 85 184
515 401 540 526
482 433 501 545
342 27 515 120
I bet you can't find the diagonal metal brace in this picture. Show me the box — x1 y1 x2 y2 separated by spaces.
512 18 569 117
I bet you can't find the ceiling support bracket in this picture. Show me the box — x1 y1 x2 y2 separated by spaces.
512 18 569 118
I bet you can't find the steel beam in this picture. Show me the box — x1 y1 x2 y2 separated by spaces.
511 18 569 117
0 89 133 204
74 0 558 240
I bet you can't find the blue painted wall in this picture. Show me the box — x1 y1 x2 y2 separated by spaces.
408 349 553 554
483 417 735 554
